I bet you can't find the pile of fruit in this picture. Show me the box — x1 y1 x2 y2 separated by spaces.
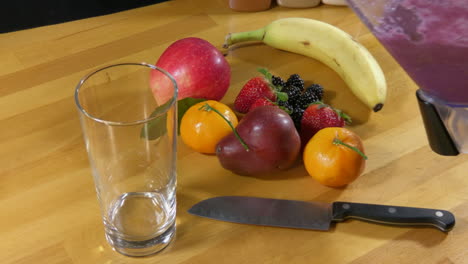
175 69 365 187
147 16 387 187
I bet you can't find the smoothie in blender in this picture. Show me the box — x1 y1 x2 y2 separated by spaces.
372 0 468 106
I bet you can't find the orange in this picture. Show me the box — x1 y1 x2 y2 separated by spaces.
166 106 176 142
180 100 238 154
303 127 366 187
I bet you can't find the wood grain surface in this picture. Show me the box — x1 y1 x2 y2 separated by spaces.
1 0 467 263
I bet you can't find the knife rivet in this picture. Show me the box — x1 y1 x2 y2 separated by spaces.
388 207 397 214
435 211 444 217
342 204 350 210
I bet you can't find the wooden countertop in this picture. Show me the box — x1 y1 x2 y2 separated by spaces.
1 1 467 263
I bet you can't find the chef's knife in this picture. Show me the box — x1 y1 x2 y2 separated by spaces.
188 196 455 232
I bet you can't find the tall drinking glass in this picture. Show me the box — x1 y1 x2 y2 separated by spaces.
75 63 178 256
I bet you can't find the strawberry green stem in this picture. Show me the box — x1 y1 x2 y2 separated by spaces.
223 28 266 48
333 138 368 160
199 103 250 151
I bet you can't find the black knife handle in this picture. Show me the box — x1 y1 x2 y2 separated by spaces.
332 202 455 232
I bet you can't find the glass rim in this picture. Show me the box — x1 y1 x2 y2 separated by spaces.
74 62 178 126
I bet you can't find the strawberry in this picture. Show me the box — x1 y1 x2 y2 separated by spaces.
249 97 276 112
300 102 351 145
234 76 276 113
233 68 287 113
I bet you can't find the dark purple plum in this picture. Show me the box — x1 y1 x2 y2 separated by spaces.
216 106 301 176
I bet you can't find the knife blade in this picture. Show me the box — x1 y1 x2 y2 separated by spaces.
188 196 455 232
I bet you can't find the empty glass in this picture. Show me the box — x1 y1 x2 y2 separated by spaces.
75 63 178 256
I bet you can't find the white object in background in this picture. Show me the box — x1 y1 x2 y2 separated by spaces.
322 0 347 5
277 0 321 8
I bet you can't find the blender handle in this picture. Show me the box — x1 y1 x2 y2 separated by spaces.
416 91 459 156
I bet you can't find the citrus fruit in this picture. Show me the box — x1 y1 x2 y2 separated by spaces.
303 127 366 187
180 100 238 154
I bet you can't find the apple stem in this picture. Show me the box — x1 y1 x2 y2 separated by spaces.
333 137 368 160
223 28 266 48
199 103 250 151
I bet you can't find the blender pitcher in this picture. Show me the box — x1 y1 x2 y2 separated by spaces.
346 0 468 155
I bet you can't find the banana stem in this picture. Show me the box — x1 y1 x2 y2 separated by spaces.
199 103 250 151
333 137 368 160
223 28 266 48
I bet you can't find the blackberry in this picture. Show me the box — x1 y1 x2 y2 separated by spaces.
286 74 305 90
296 92 320 109
282 85 302 103
277 100 293 113
305 84 324 101
272 75 286 88
291 108 305 130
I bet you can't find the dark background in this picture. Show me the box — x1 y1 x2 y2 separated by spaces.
0 0 169 33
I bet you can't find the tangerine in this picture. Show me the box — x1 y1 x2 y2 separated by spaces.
180 100 238 154
303 127 366 187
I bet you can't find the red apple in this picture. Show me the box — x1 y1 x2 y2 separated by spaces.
150 37 230 104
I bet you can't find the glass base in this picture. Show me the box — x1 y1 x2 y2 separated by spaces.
106 222 176 257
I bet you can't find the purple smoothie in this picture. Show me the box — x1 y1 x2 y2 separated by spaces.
372 0 468 106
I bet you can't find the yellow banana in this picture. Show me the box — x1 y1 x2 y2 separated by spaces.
224 17 387 112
